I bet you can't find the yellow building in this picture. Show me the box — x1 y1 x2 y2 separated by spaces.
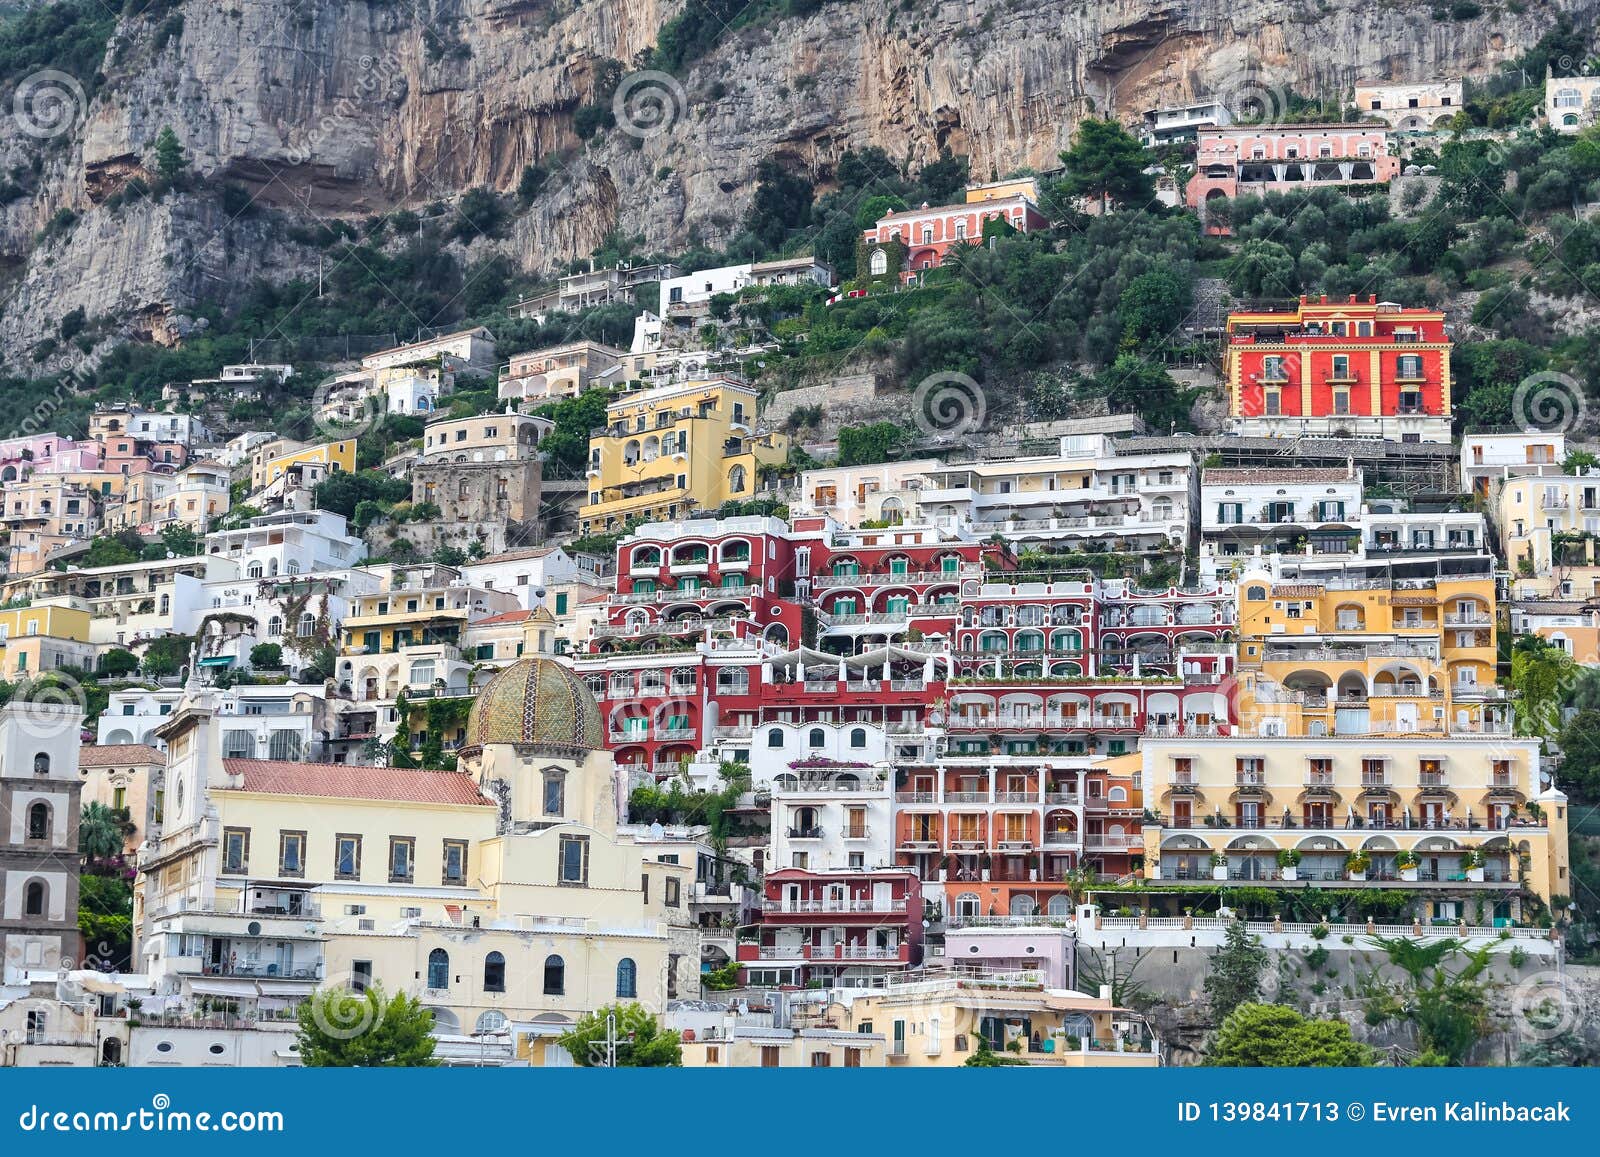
1232 563 1504 738
1139 733 1570 910
1492 468 1600 582
678 1028 886 1068
0 600 95 679
134 653 700 1057
579 377 789 535
249 437 357 493
819 973 1159 1067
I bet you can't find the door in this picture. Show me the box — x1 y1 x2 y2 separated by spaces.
872 881 893 912
1395 702 1418 731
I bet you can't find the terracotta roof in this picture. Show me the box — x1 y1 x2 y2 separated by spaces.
221 759 493 806
474 609 532 626
1205 468 1353 484
80 744 165 767
475 547 560 564
1271 584 1324 597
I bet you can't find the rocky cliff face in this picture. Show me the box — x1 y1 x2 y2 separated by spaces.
0 0 1592 361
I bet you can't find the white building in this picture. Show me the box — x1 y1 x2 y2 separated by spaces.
205 510 367 578
99 684 334 761
1546 73 1600 133
362 326 496 375
1201 465 1364 559
796 460 941 527
1461 429 1567 497
918 435 1196 553
459 546 597 602
661 264 753 315
1139 100 1232 146
749 257 834 289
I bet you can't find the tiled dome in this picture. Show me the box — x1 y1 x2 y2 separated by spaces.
465 657 602 753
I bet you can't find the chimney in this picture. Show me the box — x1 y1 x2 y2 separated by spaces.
1319 294 1328 304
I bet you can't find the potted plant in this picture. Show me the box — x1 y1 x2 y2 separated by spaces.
1460 844 1486 882
1345 850 1370 881
1395 849 1419 882
1209 851 1228 881
1276 847 1302 881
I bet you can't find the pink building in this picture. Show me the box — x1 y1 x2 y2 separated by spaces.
862 194 1049 283
1186 125 1399 213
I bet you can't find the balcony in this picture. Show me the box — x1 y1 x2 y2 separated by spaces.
896 791 938 804
787 826 824 840
898 838 941 852
842 827 872 841
761 898 907 914
1043 831 1080 847
1443 613 1492 626
996 839 1035 853
668 558 711 575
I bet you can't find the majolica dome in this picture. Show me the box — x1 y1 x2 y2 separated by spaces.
465 657 603 753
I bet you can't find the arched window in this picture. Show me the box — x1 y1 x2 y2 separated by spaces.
266 616 283 636
727 464 747 493
766 728 785 748
807 727 825 748
33 753 49 776
247 562 263 579
849 727 867 749
427 948 449 990
27 802 48 840
869 248 888 276
1245 585 1268 601
298 613 316 638
483 951 505 993
24 880 45 916
543 954 565 996
616 957 637 998
954 892 981 918
475 1010 508 1034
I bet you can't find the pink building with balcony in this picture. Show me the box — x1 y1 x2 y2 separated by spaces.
739 867 923 988
1186 125 1400 214
862 194 1049 284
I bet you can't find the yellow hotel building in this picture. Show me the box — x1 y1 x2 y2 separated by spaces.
579 377 789 535
249 437 358 493
0 601 95 679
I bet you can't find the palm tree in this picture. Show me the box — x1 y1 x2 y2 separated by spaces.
79 802 128 868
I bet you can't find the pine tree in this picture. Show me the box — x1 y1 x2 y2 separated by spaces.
1204 919 1268 1020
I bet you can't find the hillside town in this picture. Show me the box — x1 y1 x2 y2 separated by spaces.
3 63 1600 1071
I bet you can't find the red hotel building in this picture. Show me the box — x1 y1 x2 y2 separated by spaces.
1225 294 1452 443
738 867 923 988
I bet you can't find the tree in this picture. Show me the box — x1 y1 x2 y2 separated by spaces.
1206 1003 1376 1067
1057 119 1155 213
1364 936 1494 1066
98 648 139 678
1510 634 1574 739
1204 919 1268 1020
558 1003 682 1066
1118 266 1190 348
1563 449 1599 473
140 634 194 679
836 421 912 467
296 985 439 1067
964 1039 1029 1066
79 802 128 866
249 642 284 669
153 126 187 182
1227 239 1298 299
744 157 813 254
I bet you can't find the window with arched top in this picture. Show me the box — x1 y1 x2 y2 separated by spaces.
427 948 449 990
728 464 747 494
483 951 506 993
33 753 49 776
807 727 825 748
267 616 283 636
247 562 263 579
616 957 637 999
544 954 565 996
476 1010 508 1034
542 768 565 817
27 802 49 841
869 249 888 276
1245 586 1268 601
24 880 45 916
767 728 785 748
1108 786 1128 802
849 727 867 749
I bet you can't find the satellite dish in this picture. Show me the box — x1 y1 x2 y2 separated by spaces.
648 822 665 840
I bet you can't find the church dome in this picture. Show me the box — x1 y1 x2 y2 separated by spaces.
464 657 603 754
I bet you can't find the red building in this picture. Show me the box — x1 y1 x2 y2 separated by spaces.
738 867 923 987
1224 294 1452 443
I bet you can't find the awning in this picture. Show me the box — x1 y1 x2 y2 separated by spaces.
199 656 235 666
187 979 259 997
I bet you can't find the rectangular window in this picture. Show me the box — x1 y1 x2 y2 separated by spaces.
222 827 249 874
335 834 362 881
279 830 307 877
443 839 467 885
665 877 681 907
760 1046 780 1067
558 835 590 885
389 837 415 883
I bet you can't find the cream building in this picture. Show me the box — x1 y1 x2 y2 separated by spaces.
134 651 698 1060
1491 467 1600 583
